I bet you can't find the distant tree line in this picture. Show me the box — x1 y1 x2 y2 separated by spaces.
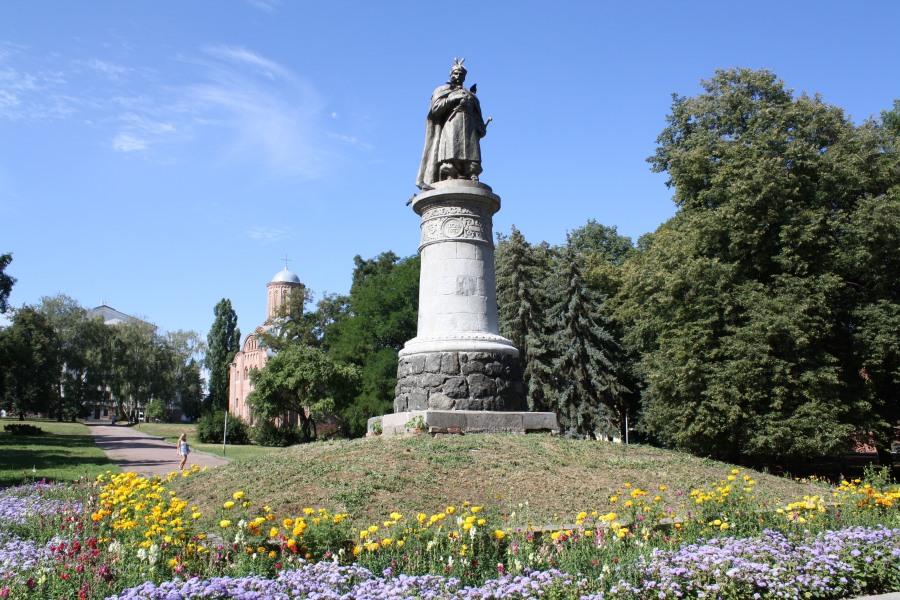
0 288 205 422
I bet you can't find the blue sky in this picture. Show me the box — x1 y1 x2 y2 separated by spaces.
2 1 899 338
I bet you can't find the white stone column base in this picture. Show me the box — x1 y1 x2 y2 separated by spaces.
368 410 560 436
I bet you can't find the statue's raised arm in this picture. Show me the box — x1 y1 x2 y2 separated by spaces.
416 58 488 190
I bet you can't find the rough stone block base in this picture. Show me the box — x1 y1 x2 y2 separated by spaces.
394 351 526 412
368 410 559 436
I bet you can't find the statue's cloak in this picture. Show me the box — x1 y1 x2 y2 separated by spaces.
416 84 453 189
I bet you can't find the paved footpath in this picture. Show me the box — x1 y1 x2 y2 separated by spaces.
88 423 229 476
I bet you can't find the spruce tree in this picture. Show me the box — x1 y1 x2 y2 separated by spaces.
552 247 628 437
496 227 556 411
205 298 240 411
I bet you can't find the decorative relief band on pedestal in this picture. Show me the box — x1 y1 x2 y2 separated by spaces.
419 202 492 249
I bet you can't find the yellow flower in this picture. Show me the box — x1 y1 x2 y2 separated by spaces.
219 519 232 528
223 501 235 510
600 512 617 522
269 527 279 538
368 525 378 533
389 512 403 521
381 537 393 547
477 518 486 526
268 550 277 559
417 513 427 524
303 507 314 516
446 506 456 515
359 530 369 540
624 500 634 508
493 529 506 541
233 491 245 500
470 506 482 514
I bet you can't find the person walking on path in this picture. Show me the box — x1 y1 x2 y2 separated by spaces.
88 424 228 476
177 433 191 471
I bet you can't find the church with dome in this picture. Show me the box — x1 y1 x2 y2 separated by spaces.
228 267 304 424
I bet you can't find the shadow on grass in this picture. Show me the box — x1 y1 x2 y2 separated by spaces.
0 432 115 488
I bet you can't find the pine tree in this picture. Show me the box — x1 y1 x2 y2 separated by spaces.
496 227 556 410
552 247 629 438
205 299 240 411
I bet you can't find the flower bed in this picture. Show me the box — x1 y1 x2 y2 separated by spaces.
0 468 896 599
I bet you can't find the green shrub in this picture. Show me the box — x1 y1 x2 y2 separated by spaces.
251 419 300 447
197 411 250 445
145 399 167 422
3 423 44 435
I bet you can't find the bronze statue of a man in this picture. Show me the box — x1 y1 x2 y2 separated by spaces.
416 58 489 190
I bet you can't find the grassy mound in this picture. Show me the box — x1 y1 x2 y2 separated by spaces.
172 434 826 527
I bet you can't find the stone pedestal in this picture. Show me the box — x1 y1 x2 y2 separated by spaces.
394 351 525 412
384 179 558 435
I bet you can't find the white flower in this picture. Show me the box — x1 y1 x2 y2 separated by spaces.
469 526 477 539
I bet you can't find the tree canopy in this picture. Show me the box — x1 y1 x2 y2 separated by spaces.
205 299 240 412
614 68 900 462
0 253 14 314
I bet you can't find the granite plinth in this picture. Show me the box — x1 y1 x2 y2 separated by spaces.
368 410 559 436
395 350 525 412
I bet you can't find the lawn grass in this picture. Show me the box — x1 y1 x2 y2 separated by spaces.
133 422 279 461
172 433 829 529
0 418 118 487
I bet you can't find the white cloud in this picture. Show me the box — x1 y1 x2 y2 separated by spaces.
327 132 373 151
180 48 332 177
0 43 364 177
246 226 292 242
110 113 179 153
112 133 148 152
204 45 292 81
243 0 281 12
75 58 130 79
